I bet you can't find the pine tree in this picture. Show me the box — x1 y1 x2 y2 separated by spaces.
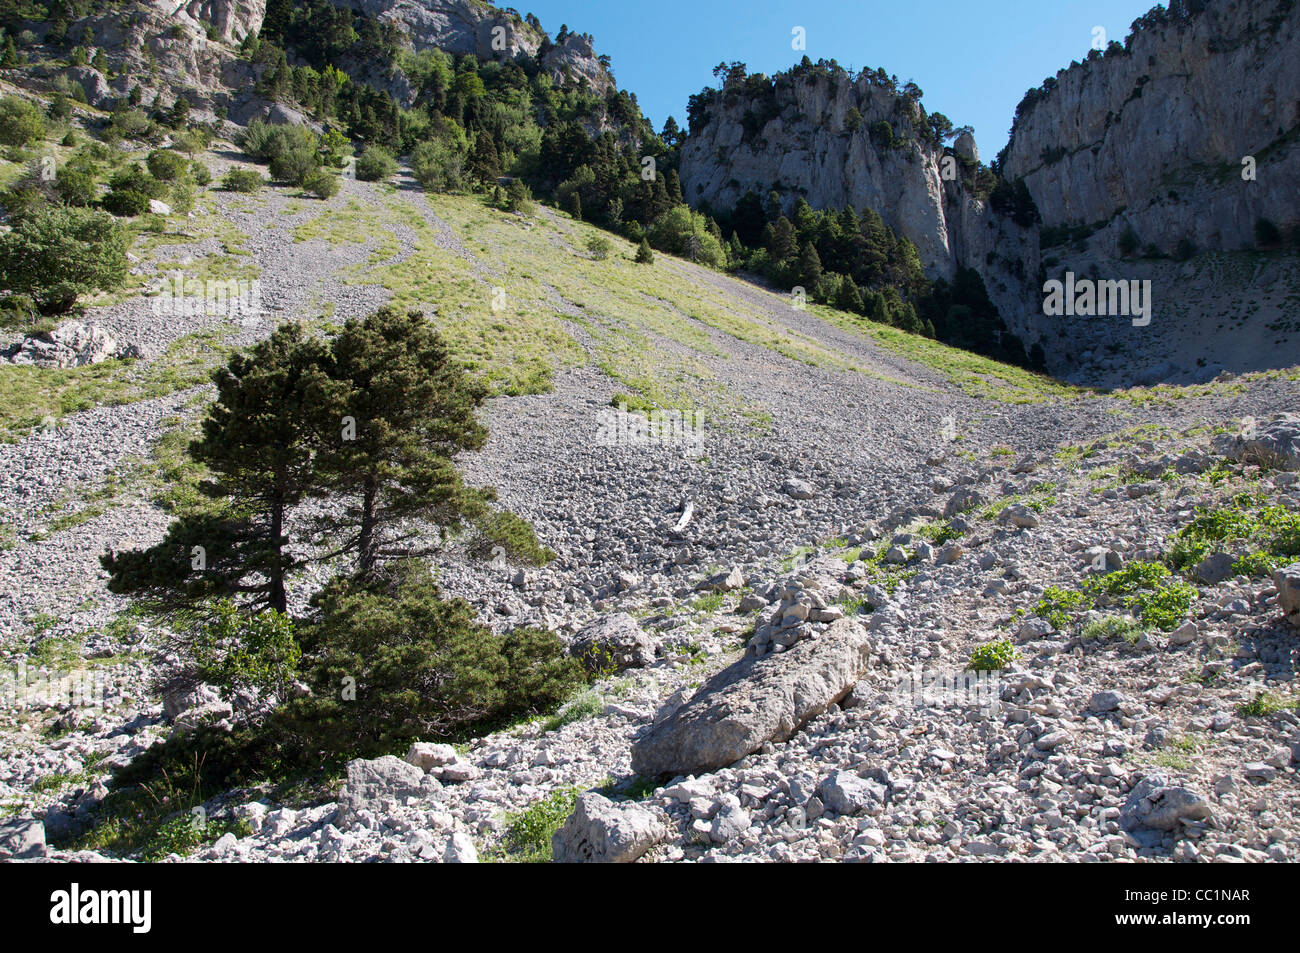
798 240 823 288
768 216 797 262
467 132 501 188
565 190 582 220
635 237 654 264
316 308 490 576
665 168 683 205
835 274 864 313
102 324 332 614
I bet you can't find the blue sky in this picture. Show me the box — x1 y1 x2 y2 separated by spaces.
515 0 1161 157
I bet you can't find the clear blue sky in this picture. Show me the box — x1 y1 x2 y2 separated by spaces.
515 0 1160 156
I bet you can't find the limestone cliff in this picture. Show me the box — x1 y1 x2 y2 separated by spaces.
12 0 611 123
678 67 1040 340
1001 0 1300 257
347 0 612 94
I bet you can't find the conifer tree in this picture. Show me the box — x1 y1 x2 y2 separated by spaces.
102 324 332 614
798 240 823 288
315 308 490 576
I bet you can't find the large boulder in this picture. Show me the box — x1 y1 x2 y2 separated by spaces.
0 818 46 860
818 770 887 816
953 130 980 164
631 618 872 777
1220 414 1300 471
1120 773 1213 832
1274 562 1300 626
551 793 667 863
3 321 127 368
336 756 433 827
568 613 655 673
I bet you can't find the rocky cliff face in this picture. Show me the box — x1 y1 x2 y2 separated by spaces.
17 0 611 123
348 0 611 93
678 70 1040 335
1001 0 1300 257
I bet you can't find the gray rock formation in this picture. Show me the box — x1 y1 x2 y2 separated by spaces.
551 792 667 863
1000 0 1300 258
1274 562 1300 626
1120 773 1213 832
678 67 1039 335
0 818 46 860
336 755 435 826
3 321 138 368
1220 413 1300 471
631 617 872 777
568 613 656 672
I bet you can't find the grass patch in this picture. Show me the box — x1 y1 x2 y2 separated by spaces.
487 787 581 863
1080 615 1144 643
0 329 228 442
541 691 603 733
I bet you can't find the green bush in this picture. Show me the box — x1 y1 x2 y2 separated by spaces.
0 205 129 313
269 146 320 186
55 165 97 206
146 149 187 181
492 788 581 863
101 188 149 217
1126 581 1196 631
411 136 466 192
471 509 555 566
301 168 339 199
235 120 317 162
647 206 726 268
1032 585 1090 630
189 161 211 187
504 179 535 215
586 235 612 260
222 169 264 193
968 638 1016 671
0 96 47 146
107 165 168 199
354 146 397 182
169 180 196 214
288 562 584 757
192 600 301 707
107 107 151 140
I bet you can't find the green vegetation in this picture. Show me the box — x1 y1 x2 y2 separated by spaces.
541 691 603 733
1032 586 1090 630
1236 691 1298 718
1084 562 1196 632
222 168 265 193
1080 615 1143 643
0 205 129 314
89 311 586 824
355 145 397 182
192 601 301 708
1168 495 1300 578
968 638 1016 671
0 95 46 146
0 329 230 443
489 787 581 863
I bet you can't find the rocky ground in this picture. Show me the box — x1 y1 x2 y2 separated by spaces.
1 147 1298 864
